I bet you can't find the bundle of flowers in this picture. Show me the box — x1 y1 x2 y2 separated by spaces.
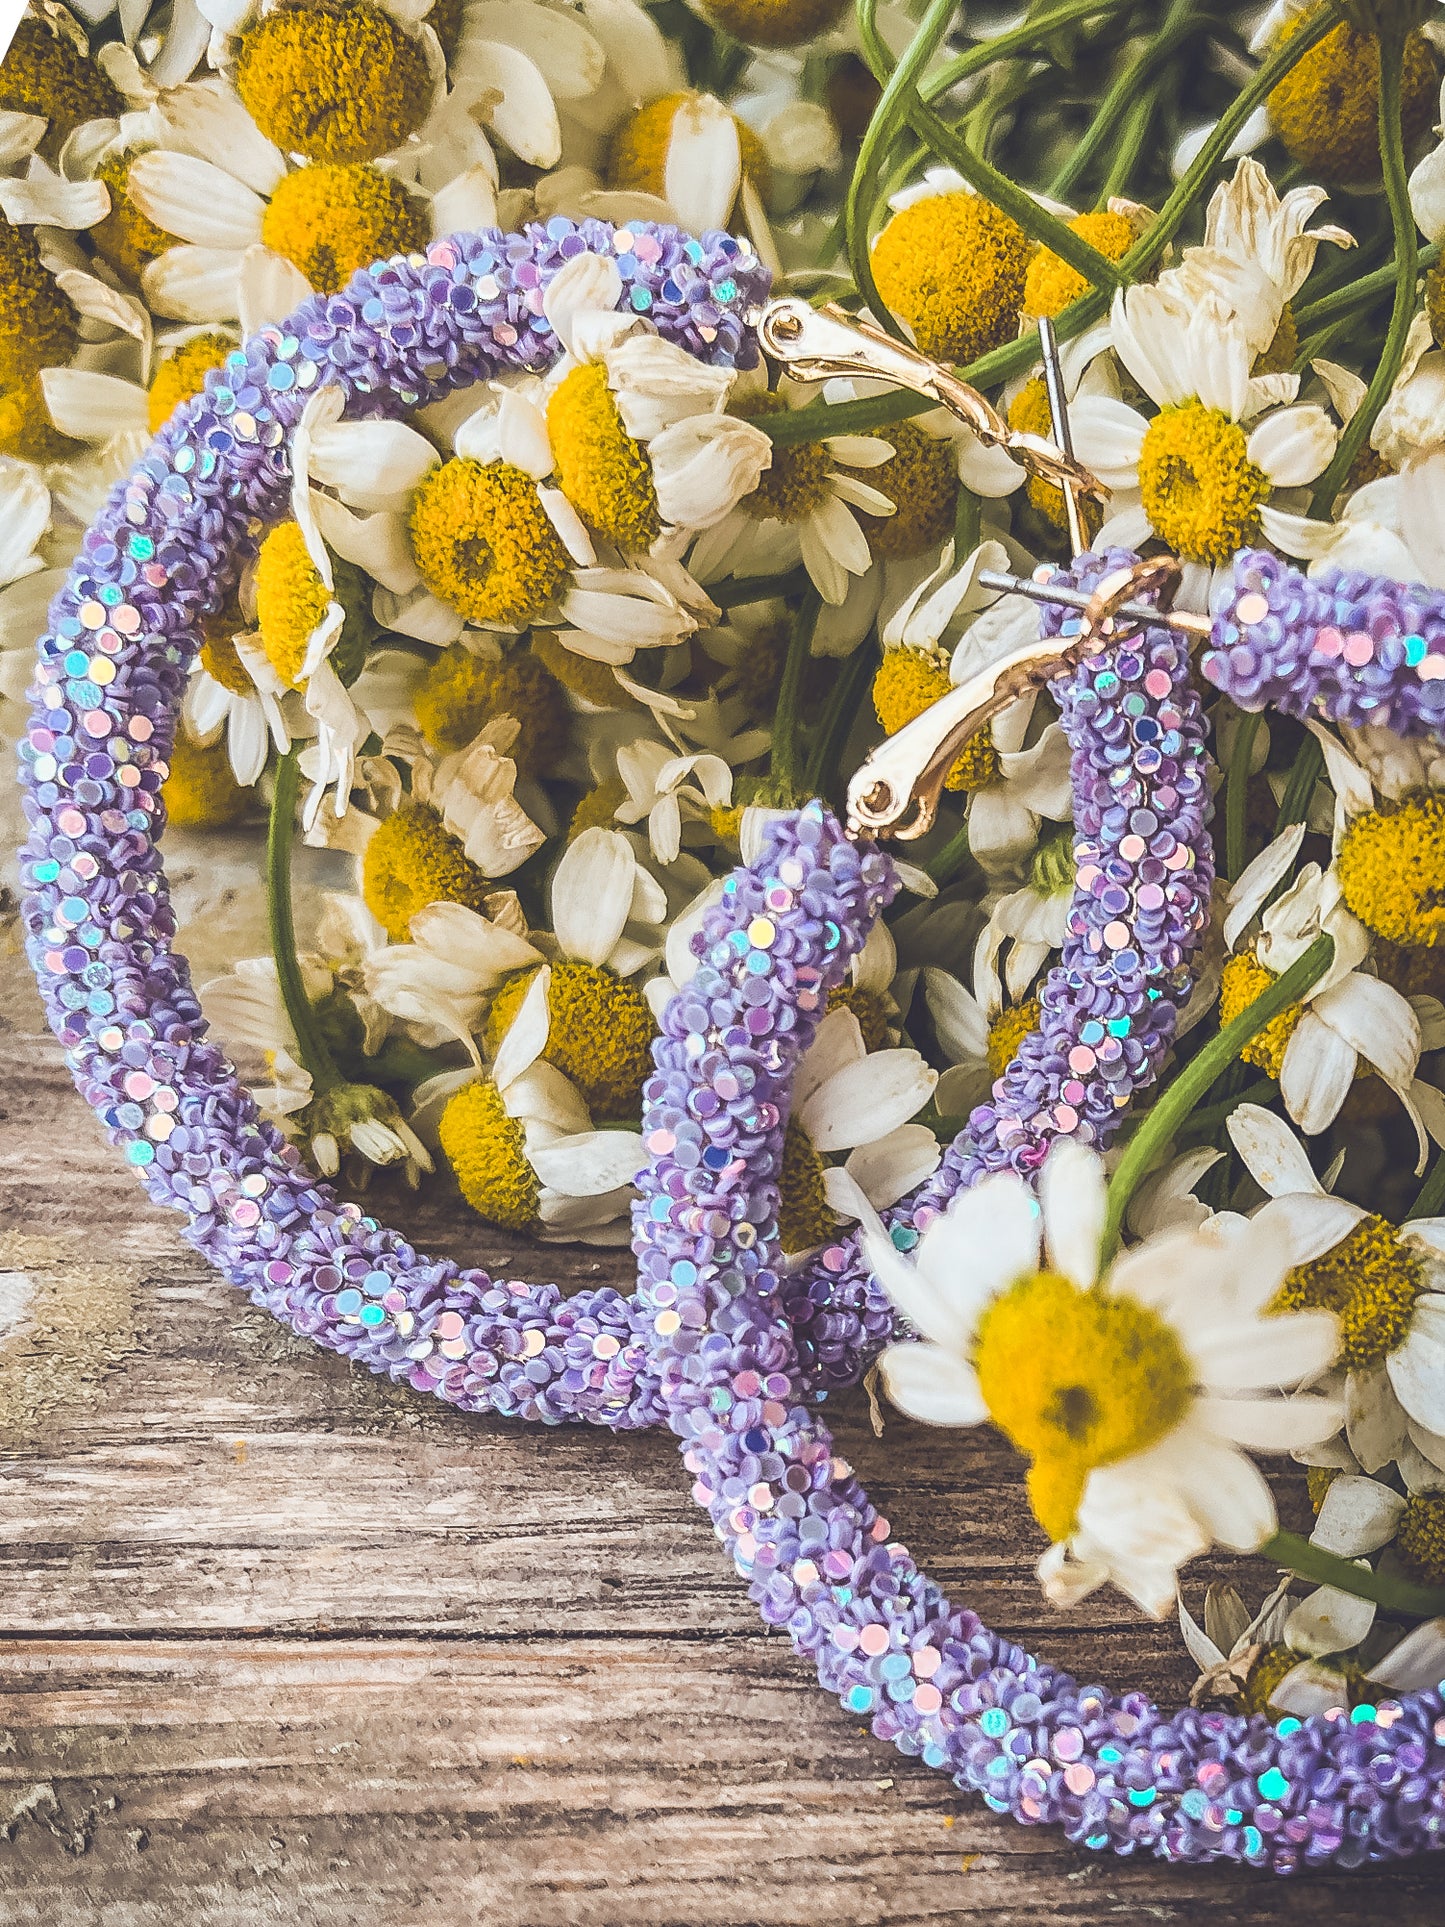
5 0 1445 1737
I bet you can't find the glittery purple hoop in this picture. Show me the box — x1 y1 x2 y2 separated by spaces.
17 221 778 1430
633 804 1445 1872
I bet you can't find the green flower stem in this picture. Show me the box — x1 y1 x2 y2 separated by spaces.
1225 709 1263 882
1274 731 1324 836
769 588 821 799
1309 24 1419 514
768 0 1339 450
852 0 1124 307
1407 1147 1445 1221
1260 1528 1445 1618
803 634 877 800
1100 934 1336 1261
1294 242 1440 331
1049 0 1198 202
846 0 962 338
923 817 979 886
1175 1077 1280 1142
916 0 1129 105
1097 87 1158 203
267 749 341 1099
712 567 814 609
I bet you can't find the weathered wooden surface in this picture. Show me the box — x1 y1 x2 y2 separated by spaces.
1 903 1442 1923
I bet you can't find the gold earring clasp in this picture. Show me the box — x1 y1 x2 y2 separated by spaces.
845 556 1187 842
754 298 1110 509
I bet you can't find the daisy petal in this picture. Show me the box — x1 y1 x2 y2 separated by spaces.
1040 1138 1105 1291
876 1340 988 1427
1280 1010 1356 1135
1310 1474 1406 1557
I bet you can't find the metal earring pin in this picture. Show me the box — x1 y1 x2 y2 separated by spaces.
753 297 1110 508
844 556 1188 841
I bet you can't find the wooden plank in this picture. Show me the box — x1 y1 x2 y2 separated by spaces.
0 927 1441 1919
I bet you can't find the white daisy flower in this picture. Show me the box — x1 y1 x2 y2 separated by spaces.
291 349 707 670
1069 281 1338 610
688 371 897 608
1167 156 1351 362
364 890 543 1055
861 1138 1343 1618
201 941 430 1180
480 826 668 1121
416 1050 646 1245
1225 1103 1445 1480
1178 1577 1294 1704
112 73 473 325
1221 824 1427 1150
772 1005 939 1260
304 719 547 936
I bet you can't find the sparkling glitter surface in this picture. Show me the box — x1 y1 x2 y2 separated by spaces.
632 804 1445 1872
18 222 1445 1864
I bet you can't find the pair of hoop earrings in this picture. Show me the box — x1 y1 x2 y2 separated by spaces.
17 220 1445 1868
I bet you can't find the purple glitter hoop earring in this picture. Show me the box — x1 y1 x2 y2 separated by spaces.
11 225 1217 1442
16 219 1445 1861
633 787 1445 1872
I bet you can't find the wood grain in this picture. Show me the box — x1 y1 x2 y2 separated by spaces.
0 919 1441 1923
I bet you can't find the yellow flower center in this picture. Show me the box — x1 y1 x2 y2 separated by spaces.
1022 209 1135 321
409 458 569 626
259 163 429 293
1337 795 1445 947
438 1078 540 1230
362 800 495 940
1138 402 1270 565
732 391 831 522
198 612 255 695
974 1269 1194 1542
1274 1213 1420 1371
486 960 656 1120
90 151 173 286
709 802 745 844
413 641 568 773
236 0 433 164
851 421 957 559
1306 1464 1339 1513
870 192 1032 364
778 1116 836 1254
0 15 121 162
1217 952 1303 1077
546 363 661 552
148 331 234 434
1239 1644 1307 1717
162 732 251 828
254 521 332 689
702 0 847 49
426 0 463 60
871 648 1000 791
1269 13 1438 184
530 630 639 712
0 216 79 390
986 996 1042 1080
825 982 890 1053
1399 1490 1445 1585
568 777 628 841
1009 377 1104 540
1253 303 1299 379
609 92 772 211
0 378 74 463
